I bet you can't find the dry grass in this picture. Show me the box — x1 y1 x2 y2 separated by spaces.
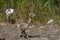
0 0 60 24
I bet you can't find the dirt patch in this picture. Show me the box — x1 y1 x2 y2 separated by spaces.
0 24 60 40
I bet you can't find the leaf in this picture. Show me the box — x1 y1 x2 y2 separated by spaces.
44 0 50 8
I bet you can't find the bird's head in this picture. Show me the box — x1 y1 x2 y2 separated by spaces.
29 13 36 18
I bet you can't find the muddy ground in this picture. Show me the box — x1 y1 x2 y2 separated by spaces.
0 23 60 40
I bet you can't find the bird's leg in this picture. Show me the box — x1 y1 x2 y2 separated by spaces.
9 19 10 24
21 30 28 38
8 17 14 24
8 17 11 24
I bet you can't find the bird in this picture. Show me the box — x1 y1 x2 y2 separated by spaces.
5 8 14 24
46 19 54 26
18 13 36 38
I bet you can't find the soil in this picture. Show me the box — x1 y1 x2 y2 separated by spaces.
0 23 60 40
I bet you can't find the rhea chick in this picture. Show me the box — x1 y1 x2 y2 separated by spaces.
47 19 54 26
19 13 36 38
6 8 14 24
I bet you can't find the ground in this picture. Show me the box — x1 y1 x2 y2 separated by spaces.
0 23 60 40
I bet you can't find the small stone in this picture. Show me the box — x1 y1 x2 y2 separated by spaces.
16 23 20 29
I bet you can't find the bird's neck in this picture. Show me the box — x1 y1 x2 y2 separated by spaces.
28 18 32 24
